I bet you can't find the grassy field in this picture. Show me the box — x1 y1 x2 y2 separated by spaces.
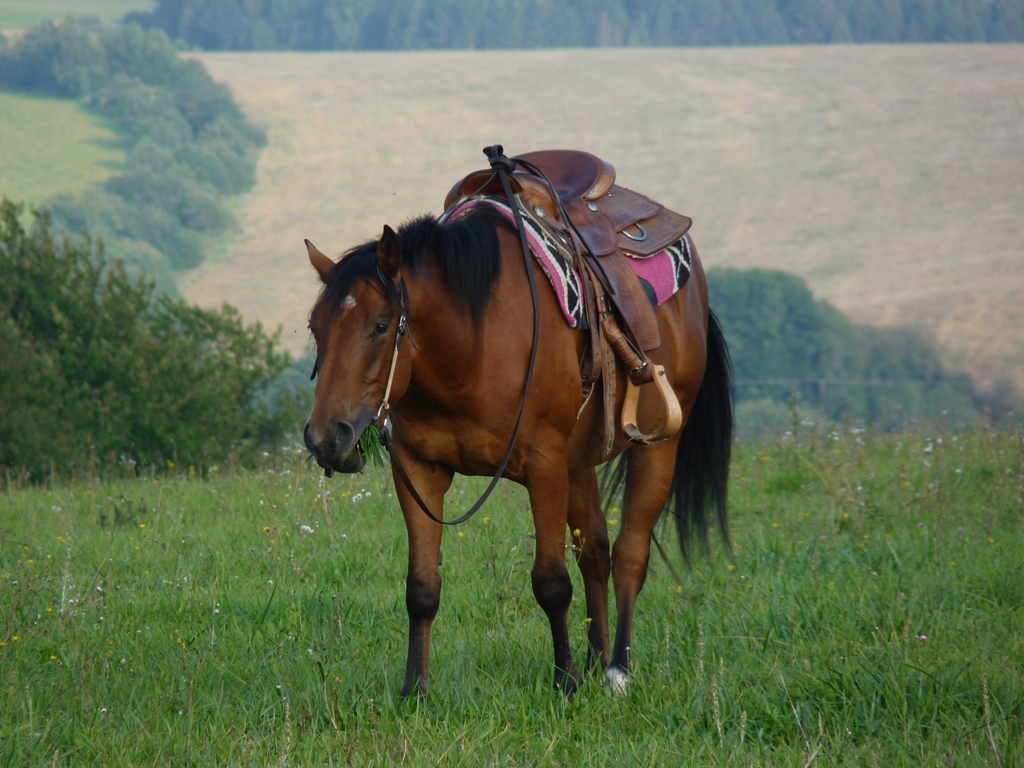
0 1 152 32
0 92 123 209
182 46 1024 401
2 428 1022 765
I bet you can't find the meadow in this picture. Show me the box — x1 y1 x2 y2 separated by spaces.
2 426 1021 766
0 1 152 32
0 92 123 210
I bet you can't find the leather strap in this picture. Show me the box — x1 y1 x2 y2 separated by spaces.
599 325 617 462
381 145 542 527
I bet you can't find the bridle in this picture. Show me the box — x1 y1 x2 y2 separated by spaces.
372 263 408 431
370 145 545 527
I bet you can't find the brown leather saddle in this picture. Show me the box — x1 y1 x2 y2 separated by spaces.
445 148 691 451
444 149 692 353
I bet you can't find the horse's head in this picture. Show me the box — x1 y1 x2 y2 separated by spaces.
303 226 405 476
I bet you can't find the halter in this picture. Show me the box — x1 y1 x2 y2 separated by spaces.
374 145 543 527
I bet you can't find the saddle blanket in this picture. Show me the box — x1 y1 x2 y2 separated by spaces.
440 198 692 328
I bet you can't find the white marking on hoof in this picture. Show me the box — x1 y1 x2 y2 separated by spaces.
343 295 357 310
605 667 629 695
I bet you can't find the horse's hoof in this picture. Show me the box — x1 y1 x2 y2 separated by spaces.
400 681 428 701
605 666 629 695
555 667 582 699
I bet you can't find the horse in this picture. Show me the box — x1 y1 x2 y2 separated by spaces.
303 174 732 698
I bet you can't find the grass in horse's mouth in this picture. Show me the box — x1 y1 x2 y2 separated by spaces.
359 422 387 468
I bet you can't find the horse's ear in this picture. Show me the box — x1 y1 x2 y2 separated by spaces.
377 225 402 279
306 239 334 283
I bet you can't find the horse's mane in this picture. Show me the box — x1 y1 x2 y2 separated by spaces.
310 205 509 328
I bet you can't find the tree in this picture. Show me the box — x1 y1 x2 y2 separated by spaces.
706 267 975 425
0 200 304 480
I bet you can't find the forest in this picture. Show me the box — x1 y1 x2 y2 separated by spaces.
130 0 1024 50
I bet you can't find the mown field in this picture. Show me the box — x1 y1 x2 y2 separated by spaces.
2 428 1021 766
0 1 152 32
184 46 1024 400
0 92 123 209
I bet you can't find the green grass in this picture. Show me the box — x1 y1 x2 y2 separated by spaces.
2 429 1022 766
0 92 124 209
0 1 153 31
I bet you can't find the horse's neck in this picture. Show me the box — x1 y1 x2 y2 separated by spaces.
406 278 483 394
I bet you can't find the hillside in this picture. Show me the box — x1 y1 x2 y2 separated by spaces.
0 92 123 208
182 45 1024 400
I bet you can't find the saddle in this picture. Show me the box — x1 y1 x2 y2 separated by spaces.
444 148 691 451
444 149 692 353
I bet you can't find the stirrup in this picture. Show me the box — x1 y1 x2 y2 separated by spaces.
621 364 683 444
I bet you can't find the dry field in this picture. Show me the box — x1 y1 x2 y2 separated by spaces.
184 46 1024 398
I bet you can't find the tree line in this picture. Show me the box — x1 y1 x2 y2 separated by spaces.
0 20 264 290
129 0 1024 50
706 267 977 427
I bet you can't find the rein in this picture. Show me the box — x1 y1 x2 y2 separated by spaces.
376 145 542 527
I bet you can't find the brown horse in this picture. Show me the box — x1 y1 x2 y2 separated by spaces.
304 194 732 698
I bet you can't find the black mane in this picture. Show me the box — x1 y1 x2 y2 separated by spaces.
310 205 508 328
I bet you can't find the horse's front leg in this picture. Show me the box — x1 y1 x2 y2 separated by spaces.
392 457 453 698
526 454 582 697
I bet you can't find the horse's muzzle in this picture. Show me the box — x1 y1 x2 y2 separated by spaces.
304 414 369 475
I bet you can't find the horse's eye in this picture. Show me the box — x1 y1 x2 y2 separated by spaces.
372 321 390 337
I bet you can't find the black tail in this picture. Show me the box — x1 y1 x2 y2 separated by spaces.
599 308 733 564
670 308 733 562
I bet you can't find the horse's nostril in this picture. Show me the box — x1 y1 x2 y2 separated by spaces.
334 420 356 449
304 418 360 469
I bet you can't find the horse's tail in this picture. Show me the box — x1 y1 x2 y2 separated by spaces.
669 308 733 562
599 309 733 563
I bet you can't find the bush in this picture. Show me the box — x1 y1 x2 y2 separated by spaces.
707 267 978 426
0 200 304 480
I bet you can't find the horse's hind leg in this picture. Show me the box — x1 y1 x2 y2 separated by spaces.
567 467 611 672
394 461 454 698
526 455 582 696
607 437 680 691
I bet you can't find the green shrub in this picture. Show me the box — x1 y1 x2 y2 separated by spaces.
707 267 978 426
0 200 304 480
